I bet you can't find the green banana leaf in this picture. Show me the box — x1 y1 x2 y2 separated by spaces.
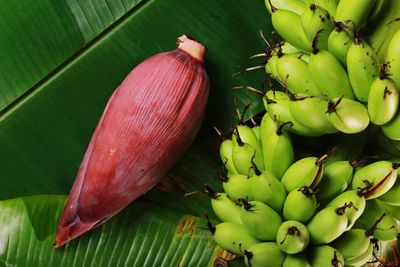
0 0 269 266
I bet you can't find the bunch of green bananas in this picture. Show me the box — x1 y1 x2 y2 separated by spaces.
208 118 399 266
206 1 400 266
263 0 400 140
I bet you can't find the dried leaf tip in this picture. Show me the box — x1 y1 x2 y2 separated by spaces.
177 34 207 64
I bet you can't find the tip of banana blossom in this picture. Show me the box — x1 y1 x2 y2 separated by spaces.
176 34 207 64
53 218 98 248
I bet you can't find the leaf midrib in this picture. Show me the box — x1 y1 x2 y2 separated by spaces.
0 0 152 121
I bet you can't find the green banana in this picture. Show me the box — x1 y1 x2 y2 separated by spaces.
309 48 355 99
366 0 385 23
305 0 338 17
289 95 337 134
232 131 264 176
368 73 399 125
307 203 351 244
210 221 259 255
240 199 282 241
281 41 303 54
335 0 377 29
264 91 319 136
252 125 261 141
327 22 353 66
265 0 305 15
276 220 310 254
260 113 277 140
386 28 400 87
351 160 398 199
244 242 286 267
368 78 399 125
326 190 366 230
283 253 311 267
283 186 317 223
326 97 370 134
232 125 263 160
281 154 327 192
331 229 371 262
366 0 400 62
207 189 242 224
301 4 334 50
347 38 379 102
271 8 311 51
354 199 399 241
275 53 320 95
248 168 287 212
222 173 252 201
381 110 400 140
265 53 281 81
345 240 374 267
308 245 345 266
380 200 400 221
219 139 239 175
316 160 354 203
379 175 400 205
261 121 294 179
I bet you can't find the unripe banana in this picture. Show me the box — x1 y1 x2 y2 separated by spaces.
328 22 353 66
307 203 350 244
264 91 318 136
281 155 327 192
379 176 400 205
305 0 338 17
232 133 264 176
219 139 239 175
368 75 399 125
316 160 354 203
289 95 337 134
380 200 400 221
222 173 252 201
347 39 379 102
386 29 400 87
326 190 366 230
248 169 287 212
260 113 277 141
283 253 311 267
244 242 286 267
283 186 317 223
265 0 305 15
335 0 377 29
366 0 385 23
308 245 345 267
271 8 311 51
262 121 294 179
354 199 399 241
265 53 281 81
331 229 371 261
381 110 400 141
351 161 398 199
301 4 334 50
276 220 310 254
345 240 374 267
252 125 260 141
240 200 282 241
326 97 370 134
281 41 302 54
309 48 355 99
211 221 259 255
208 190 242 224
276 53 320 95
232 125 263 160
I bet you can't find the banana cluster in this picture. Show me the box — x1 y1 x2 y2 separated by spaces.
208 119 400 267
263 0 400 140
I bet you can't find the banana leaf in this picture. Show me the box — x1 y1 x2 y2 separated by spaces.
0 0 268 265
